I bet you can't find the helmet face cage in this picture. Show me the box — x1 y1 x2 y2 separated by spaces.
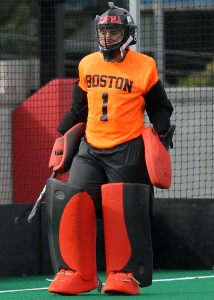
95 5 138 61
97 24 125 49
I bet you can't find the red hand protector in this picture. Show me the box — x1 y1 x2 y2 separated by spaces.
49 122 86 174
142 127 172 189
49 136 64 170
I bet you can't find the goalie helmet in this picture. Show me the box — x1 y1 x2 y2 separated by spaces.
95 2 138 62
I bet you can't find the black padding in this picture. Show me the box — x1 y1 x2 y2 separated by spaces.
45 178 84 273
41 203 54 275
0 204 40 277
151 198 214 270
122 183 153 287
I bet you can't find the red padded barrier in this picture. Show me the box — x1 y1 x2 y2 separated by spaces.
12 79 75 203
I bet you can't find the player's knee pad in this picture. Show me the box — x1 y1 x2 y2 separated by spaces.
46 178 97 280
101 182 153 287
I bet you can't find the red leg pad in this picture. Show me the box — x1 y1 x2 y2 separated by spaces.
102 183 131 275
102 182 153 287
59 191 97 281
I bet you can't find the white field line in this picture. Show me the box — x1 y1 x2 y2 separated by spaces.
0 275 214 293
153 275 214 282
0 287 48 293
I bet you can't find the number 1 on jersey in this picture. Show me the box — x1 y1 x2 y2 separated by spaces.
100 92 108 121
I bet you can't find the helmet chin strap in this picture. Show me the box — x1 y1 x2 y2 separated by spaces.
120 36 133 58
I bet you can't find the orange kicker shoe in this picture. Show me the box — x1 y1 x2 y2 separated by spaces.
103 272 140 295
48 268 99 295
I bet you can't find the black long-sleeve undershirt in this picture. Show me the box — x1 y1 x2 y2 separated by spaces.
144 80 173 135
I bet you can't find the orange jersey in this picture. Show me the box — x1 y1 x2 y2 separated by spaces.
78 49 159 149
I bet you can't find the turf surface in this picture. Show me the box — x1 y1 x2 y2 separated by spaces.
0 270 214 300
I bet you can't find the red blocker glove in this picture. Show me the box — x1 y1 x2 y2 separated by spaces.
49 123 86 174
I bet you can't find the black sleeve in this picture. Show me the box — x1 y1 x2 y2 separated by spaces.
57 80 88 135
144 80 173 135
